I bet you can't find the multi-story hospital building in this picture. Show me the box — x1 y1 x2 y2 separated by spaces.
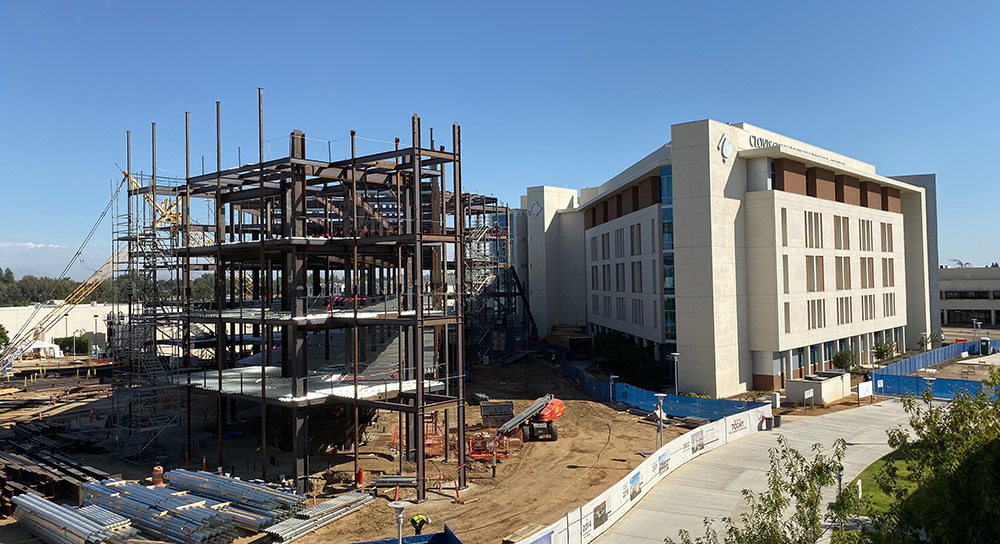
514 119 939 397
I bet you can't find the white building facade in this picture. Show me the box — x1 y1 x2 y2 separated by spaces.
516 120 937 397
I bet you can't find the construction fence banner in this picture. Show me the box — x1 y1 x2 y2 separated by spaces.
512 403 772 544
872 340 1000 401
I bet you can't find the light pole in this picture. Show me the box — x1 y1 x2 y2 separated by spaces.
837 464 844 533
926 377 936 404
609 374 619 405
93 314 99 351
387 500 412 544
63 313 70 358
671 352 680 395
654 393 667 449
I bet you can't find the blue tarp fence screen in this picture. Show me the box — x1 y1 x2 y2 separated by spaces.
560 360 767 420
872 341 1000 400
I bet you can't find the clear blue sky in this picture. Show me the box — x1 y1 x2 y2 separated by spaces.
1 1 998 279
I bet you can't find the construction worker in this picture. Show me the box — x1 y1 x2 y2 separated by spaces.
410 514 431 535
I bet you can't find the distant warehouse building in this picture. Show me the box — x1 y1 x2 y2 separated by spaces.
939 266 1000 327
514 119 940 397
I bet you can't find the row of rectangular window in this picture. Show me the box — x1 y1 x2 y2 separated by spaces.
590 260 654 293
592 295 647 326
781 209 895 252
785 292 896 332
590 223 646 262
941 290 1000 300
792 255 895 293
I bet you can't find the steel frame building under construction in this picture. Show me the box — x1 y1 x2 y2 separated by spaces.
108 93 528 500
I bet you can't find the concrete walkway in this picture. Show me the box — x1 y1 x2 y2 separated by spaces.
594 399 912 544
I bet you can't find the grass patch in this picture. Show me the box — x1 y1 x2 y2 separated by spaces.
851 449 918 514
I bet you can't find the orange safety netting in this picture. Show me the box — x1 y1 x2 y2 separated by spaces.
389 421 450 457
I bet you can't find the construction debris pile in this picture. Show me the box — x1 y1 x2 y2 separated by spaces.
12 493 137 544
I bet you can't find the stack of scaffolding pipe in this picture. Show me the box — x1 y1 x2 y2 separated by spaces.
164 470 305 513
264 492 374 543
82 480 236 544
12 493 120 544
75 505 137 537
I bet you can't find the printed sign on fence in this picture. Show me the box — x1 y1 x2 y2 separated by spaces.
858 381 873 399
877 379 883 389
804 389 814 400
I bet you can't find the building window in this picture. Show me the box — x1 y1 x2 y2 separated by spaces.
784 302 791 333
880 222 894 252
591 266 598 290
836 256 851 290
808 299 826 330
603 295 612 318
660 165 673 205
768 159 776 191
861 294 876 320
834 215 850 250
614 228 624 259
616 263 625 292
632 299 644 325
860 257 875 289
601 233 610 260
805 211 823 248
630 223 642 256
663 254 675 295
631 261 643 292
859 219 873 251
592 295 599 314
661 208 674 251
616 296 626 321
806 255 825 292
664 298 676 339
882 258 895 287
590 236 598 261
883 293 896 317
602 264 611 291
783 255 790 294
837 296 852 325
781 208 788 247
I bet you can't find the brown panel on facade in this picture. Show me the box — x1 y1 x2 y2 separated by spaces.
585 208 594 229
807 167 836 201
860 181 882 210
638 176 658 208
607 195 619 221
622 187 635 215
881 186 901 213
792 367 805 379
596 202 606 224
753 373 781 391
835 175 861 205
775 158 807 195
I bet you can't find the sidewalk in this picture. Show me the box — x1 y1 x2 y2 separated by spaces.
594 399 911 544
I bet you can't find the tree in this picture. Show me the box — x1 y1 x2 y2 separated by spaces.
949 259 972 269
1 268 13 283
832 348 856 371
872 341 894 362
0 323 9 349
915 332 942 351
869 366 1000 543
665 436 855 544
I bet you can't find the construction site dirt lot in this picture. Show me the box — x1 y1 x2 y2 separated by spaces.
299 360 684 544
907 354 1000 381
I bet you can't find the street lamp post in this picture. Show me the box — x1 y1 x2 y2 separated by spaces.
671 352 680 395
608 374 619 405
94 314 99 351
63 313 70 358
387 501 412 544
654 393 667 449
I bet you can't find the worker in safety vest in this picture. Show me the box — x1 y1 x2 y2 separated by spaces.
410 514 431 534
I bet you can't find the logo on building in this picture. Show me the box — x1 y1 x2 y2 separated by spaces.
717 133 733 162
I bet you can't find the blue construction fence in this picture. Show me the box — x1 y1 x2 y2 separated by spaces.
872 340 1000 400
561 360 767 420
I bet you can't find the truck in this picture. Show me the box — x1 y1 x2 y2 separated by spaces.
497 393 565 441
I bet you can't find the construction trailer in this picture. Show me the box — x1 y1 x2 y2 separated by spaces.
107 94 531 501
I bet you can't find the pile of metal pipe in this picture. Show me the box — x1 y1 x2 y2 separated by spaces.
12 493 124 544
164 469 305 513
264 492 374 543
76 505 137 536
82 480 237 544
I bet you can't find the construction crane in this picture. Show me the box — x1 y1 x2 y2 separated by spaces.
0 171 217 372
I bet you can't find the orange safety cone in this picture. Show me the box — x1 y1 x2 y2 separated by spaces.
393 485 400 501
453 479 460 500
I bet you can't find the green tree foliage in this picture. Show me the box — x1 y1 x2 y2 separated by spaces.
665 436 853 544
831 348 856 371
53 333 91 355
869 366 1000 543
0 324 9 348
872 341 894 362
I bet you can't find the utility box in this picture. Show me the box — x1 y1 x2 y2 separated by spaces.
770 391 781 409
980 337 991 355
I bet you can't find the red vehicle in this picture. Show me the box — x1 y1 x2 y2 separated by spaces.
497 394 564 442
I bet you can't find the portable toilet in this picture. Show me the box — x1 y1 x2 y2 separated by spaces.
980 337 991 355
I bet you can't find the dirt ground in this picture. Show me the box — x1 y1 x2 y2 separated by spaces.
907 353 1000 381
297 360 682 544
